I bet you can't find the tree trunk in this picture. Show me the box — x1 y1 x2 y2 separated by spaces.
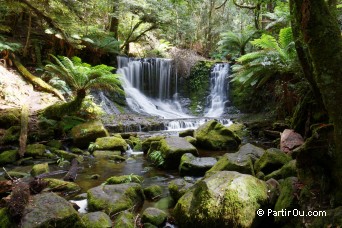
19 104 29 158
290 0 342 205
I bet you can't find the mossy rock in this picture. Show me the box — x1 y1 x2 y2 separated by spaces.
159 136 199 169
142 135 165 153
93 150 125 161
274 177 299 224
46 140 63 150
21 192 81 228
53 150 82 161
141 207 167 226
114 211 134 228
143 185 163 201
179 129 194 137
31 163 49 177
129 136 142 151
227 122 247 138
71 120 109 148
265 160 297 180
174 171 269 227
45 178 82 193
207 152 254 175
184 136 196 146
2 126 20 144
0 149 18 165
195 120 241 151
26 144 46 157
311 206 342 227
105 175 143 184
94 136 128 152
0 108 20 129
87 183 144 215
81 211 112 228
254 148 292 175
179 153 217 176
168 178 194 201
0 207 14 227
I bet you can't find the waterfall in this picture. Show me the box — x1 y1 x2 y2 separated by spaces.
117 56 190 119
205 63 229 117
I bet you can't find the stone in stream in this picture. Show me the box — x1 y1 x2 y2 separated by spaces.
114 211 135 228
25 143 46 157
159 136 198 169
143 185 163 201
30 162 49 177
173 171 269 228
71 120 109 148
21 192 81 228
254 148 292 175
168 178 194 201
195 119 241 151
81 211 112 228
141 207 167 226
179 153 217 176
93 136 128 152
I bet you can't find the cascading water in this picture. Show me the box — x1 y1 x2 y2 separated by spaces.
117 56 190 119
205 63 230 117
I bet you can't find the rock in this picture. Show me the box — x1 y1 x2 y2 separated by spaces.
236 143 265 162
265 160 297 180
280 129 304 153
31 163 49 177
159 137 198 169
25 144 46 157
174 171 269 227
142 135 165 153
184 136 196 145
87 183 144 214
274 177 299 224
46 140 63 150
45 178 81 193
81 211 112 228
168 178 193 201
311 206 342 227
129 136 142 151
0 108 20 129
179 153 217 176
179 129 194 137
227 122 247 138
141 207 167 226
21 192 81 228
71 120 109 148
254 148 292 175
195 120 241 151
0 208 14 227
53 150 82 161
105 175 143 184
1 126 20 144
153 196 175 210
144 185 163 201
94 136 128 152
93 150 125 161
0 149 18 165
207 152 254 175
114 211 134 228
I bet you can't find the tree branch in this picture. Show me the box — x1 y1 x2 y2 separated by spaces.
233 0 257 9
216 0 229 9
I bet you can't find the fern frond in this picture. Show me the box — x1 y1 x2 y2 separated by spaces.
279 27 293 49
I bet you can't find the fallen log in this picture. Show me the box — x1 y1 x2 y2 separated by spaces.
63 158 78 182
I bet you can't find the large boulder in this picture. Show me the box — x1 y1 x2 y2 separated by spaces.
280 129 304 154
71 120 109 148
142 135 165 153
87 183 144 215
174 171 269 227
26 144 46 157
0 149 18 165
168 178 194 201
195 120 241 151
179 153 217 176
141 207 167 226
254 148 292 175
21 192 81 228
158 137 198 169
81 211 112 228
94 136 128 152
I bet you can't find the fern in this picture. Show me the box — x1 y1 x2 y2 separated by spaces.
149 150 165 167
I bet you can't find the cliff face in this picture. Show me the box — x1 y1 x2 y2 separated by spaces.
0 65 58 112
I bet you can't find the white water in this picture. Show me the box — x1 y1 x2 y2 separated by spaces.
205 63 229 117
165 118 232 131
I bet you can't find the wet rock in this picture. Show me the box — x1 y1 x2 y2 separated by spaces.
265 160 297 180
81 211 112 228
142 135 165 153
174 171 268 227
254 148 292 175
236 143 265 162
195 120 241 151
31 163 49 177
93 150 125 161
144 185 163 201
159 136 198 169
26 144 46 157
53 149 82 161
141 207 167 226
105 175 143 184
94 136 128 152
168 178 194 201
184 136 196 146
114 211 134 228
179 129 194 137
21 192 81 228
87 183 144 214
179 153 217 176
0 149 18 165
280 129 304 154
71 120 109 148
129 136 142 151
227 122 247 138
45 178 81 193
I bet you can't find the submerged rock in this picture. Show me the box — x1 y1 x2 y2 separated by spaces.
87 183 144 214
141 207 167 226
81 211 112 228
195 120 241 151
71 120 109 148
174 171 269 227
179 153 217 176
21 192 81 228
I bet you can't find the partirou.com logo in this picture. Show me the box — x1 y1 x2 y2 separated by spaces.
256 209 327 217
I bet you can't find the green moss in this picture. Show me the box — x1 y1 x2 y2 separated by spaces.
0 109 21 129
94 136 128 152
265 160 297 180
93 151 125 161
46 140 63 150
168 179 193 201
53 150 82 161
142 135 165 153
26 144 46 157
2 126 20 144
0 208 14 227
45 178 81 193
141 207 167 226
105 175 143 185
0 150 18 165
114 211 134 228
129 136 142 151
81 212 111 228
226 122 247 138
254 148 292 175
31 163 49 177
143 185 163 200
71 120 109 148
184 136 196 145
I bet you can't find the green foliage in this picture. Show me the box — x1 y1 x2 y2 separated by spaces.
59 116 85 132
149 150 165 167
263 2 291 31
0 36 22 52
88 142 99 153
76 95 105 119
